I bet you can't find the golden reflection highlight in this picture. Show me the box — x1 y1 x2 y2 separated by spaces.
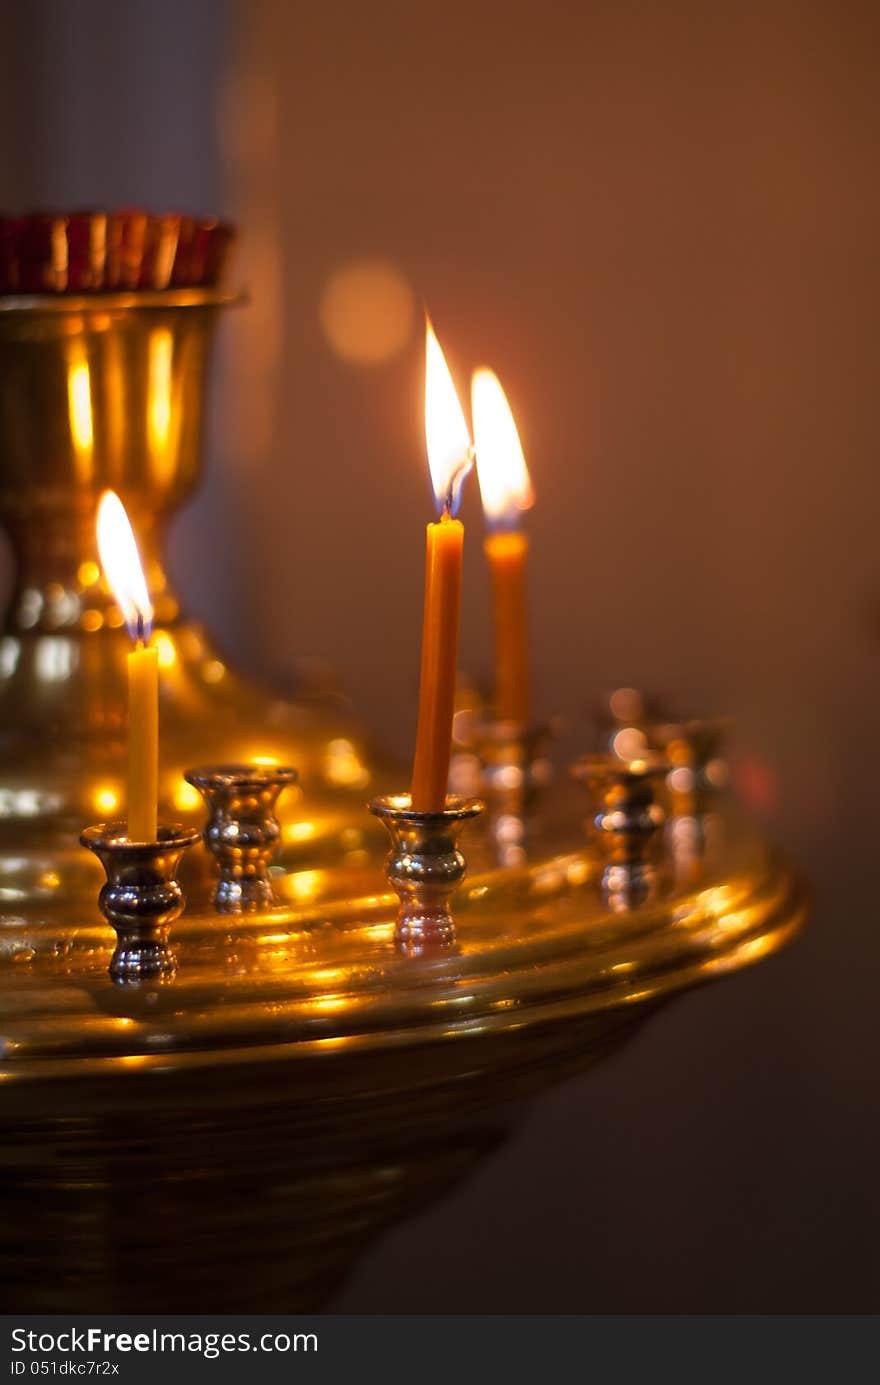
324 739 369 790
172 780 202 813
92 784 120 816
285 820 317 844
281 869 324 905
66 350 94 482
147 327 176 482
310 995 350 1015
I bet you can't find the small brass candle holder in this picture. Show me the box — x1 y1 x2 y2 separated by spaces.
369 794 484 954
471 716 553 867
570 752 668 912
648 716 730 883
80 822 201 982
184 763 298 913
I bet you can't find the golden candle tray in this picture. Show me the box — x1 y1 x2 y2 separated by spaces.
0 268 806 1311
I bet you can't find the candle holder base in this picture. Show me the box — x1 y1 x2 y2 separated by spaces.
80 822 201 982
369 794 483 954
184 763 298 914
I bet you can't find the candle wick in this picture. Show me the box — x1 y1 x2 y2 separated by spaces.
136 611 145 647
442 447 475 519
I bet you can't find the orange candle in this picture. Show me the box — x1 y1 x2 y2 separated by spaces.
410 323 473 812
484 528 530 725
96 490 158 841
472 368 535 725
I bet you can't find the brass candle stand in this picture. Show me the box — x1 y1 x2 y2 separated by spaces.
369 793 483 953
571 752 669 910
185 762 298 912
649 716 729 886
80 821 200 981
0 217 807 1312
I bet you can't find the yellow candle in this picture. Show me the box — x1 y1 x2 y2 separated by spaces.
472 368 535 726
96 490 159 841
484 528 530 725
410 322 473 812
127 638 158 841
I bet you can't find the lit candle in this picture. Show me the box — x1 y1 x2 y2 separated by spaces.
472 368 535 725
96 490 158 842
410 323 473 812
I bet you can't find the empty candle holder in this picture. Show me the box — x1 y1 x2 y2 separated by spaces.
648 717 730 882
80 822 201 982
570 752 668 912
184 763 298 913
369 794 483 954
471 716 553 867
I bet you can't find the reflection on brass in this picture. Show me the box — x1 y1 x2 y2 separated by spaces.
80 821 200 981
370 794 483 953
571 752 669 911
185 762 298 912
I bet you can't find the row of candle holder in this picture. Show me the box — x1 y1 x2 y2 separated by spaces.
79 711 726 985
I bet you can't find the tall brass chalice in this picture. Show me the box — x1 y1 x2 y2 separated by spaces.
0 214 805 1311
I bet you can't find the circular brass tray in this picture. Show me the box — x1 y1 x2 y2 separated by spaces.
0 806 805 1106
0 802 805 1312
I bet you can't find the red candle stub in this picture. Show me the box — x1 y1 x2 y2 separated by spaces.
0 210 236 294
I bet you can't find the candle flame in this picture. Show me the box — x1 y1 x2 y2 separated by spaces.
472 368 534 530
425 320 472 516
95 490 153 642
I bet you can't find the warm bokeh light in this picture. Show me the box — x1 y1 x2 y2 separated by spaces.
154 633 177 669
77 559 100 588
93 784 120 815
609 687 646 723
172 780 202 813
95 490 153 641
425 321 472 515
319 258 415 365
202 659 225 684
471 368 534 530
324 738 369 789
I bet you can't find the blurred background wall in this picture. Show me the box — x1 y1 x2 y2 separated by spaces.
0 0 877 1310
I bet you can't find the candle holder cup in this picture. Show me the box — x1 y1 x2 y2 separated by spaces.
80 822 201 982
570 752 669 912
184 763 298 913
369 794 484 954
